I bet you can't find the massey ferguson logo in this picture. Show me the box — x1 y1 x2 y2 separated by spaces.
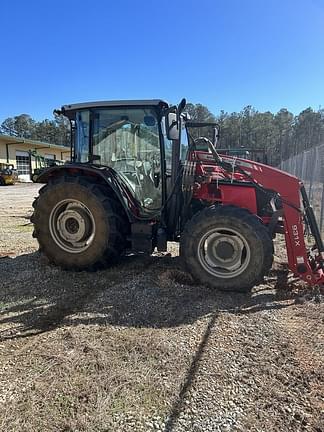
292 224 300 247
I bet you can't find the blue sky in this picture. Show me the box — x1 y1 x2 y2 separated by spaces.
1 0 324 122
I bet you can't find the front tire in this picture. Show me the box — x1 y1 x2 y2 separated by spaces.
180 205 273 292
32 176 127 270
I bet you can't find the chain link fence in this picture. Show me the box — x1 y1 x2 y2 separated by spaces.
280 144 324 235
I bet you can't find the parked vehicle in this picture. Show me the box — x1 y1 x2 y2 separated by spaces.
0 163 17 185
31 98 324 292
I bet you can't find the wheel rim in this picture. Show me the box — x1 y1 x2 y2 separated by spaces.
197 227 251 278
49 199 96 253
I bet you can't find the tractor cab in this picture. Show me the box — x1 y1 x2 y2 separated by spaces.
54 99 190 221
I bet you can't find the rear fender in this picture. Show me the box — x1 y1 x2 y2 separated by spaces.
37 164 135 222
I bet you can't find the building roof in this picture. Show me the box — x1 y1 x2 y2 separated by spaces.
0 134 69 150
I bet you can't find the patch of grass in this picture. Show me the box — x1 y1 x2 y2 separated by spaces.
0 326 188 431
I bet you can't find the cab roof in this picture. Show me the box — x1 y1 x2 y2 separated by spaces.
59 99 169 119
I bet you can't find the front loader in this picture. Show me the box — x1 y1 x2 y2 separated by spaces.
31 98 324 292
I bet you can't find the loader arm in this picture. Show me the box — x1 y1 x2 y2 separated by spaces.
221 157 324 285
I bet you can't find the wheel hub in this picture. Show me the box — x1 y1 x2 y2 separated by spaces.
198 228 250 278
57 208 89 242
65 218 79 235
214 239 235 261
49 199 96 253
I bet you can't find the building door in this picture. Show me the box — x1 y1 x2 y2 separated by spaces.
16 151 31 177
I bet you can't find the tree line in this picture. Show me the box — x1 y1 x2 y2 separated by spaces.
185 103 324 165
1 103 324 165
0 113 70 147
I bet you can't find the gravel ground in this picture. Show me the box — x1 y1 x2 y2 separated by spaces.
0 183 323 432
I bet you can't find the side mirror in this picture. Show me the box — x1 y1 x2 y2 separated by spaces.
166 112 180 140
164 98 186 140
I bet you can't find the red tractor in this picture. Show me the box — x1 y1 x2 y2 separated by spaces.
31 99 324 292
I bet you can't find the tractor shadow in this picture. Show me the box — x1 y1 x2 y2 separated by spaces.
0 251 295 341
0 251 305 432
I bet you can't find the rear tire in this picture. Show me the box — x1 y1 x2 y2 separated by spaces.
32 176 128 270
180 205 273 292
0 177 5 186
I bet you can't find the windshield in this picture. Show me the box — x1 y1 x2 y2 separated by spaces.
92 108 159 162
92 108 162 211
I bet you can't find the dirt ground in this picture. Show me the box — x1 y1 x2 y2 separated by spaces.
0 184 323 432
